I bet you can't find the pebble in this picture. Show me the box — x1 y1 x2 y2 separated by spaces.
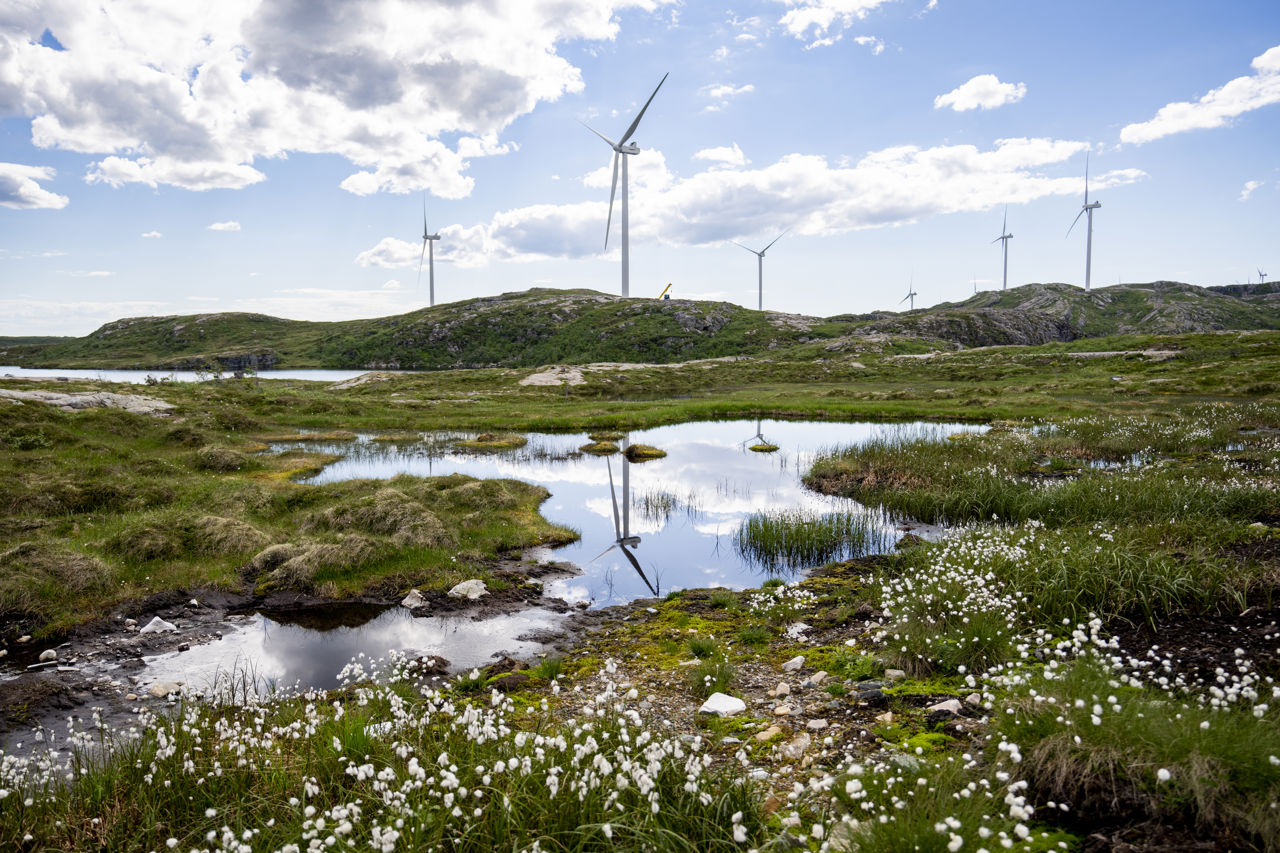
965 692 982 706
773 704 795 716
39 649 57 662
769 682 791 698
721 737 742 745
755 725 782 742
698 692 746 717
139 616 177 634
884 668 906 681
778 732 811 761
809 670 827 685
781 655 805 673
400 589 428 609
806 719 829 731
447 579 488 600
125 693 138 701
148 681 183 699
124 619 137 628
875 711 894 723
926 699 963 717
178 643 190 652
17 635 30 643
749 769 770 780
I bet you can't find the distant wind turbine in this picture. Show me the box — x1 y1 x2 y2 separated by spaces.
992 206 1013 291
732 229 789 311
1067 153 1102 291
1259 268 1268 284
900 277 918 311
582 73 668 298
417 194 441 307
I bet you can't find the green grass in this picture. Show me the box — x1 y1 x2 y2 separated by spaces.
734 510 893 572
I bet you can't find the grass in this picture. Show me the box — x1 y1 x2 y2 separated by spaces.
734 509 893 573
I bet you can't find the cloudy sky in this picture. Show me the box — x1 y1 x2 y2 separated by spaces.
2 0 1277 336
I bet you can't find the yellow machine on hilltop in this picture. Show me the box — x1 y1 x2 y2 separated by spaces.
656 283 672 300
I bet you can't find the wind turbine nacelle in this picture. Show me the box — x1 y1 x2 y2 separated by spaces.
1085 201 1101 210
621 536 641 547
619 143 640 155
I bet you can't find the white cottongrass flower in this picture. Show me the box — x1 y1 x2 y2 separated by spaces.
1157 768 1171 782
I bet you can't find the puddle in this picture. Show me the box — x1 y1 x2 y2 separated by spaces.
134 606 564 693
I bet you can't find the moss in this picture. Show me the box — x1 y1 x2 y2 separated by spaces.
748 443 779 453
588 431 625 442
455 432 527 451
579 440 619 455
623 443 667 462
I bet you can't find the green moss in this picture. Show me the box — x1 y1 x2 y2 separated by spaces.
454 432 528 451
623 443 667 461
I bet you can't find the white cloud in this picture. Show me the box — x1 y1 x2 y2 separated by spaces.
934 75 1027 112
805 35 841 50
701 82 754 112
1121 45 1280 144
852 35 885 55
1 1 671 195
188 296 219 302
355 237 422 269
207 221 241 231
0 163 68 209
711 45 730 61
777 0 897 41
1239 180 1264 201
693 143 748 168
0 299 168 336
228 287 424 321
63 270 113 277
141 230 163 238
364 137 1143 267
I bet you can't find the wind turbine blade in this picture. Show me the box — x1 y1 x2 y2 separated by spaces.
579 121 618 149
604 152 620 249
619 546 656 596
606 458 622 539
991 235 1004 244
731 240 758 254
619 72 668 145
762 227 790 253
1001 205 1007 235
899 293 911 304
1083 152 1090 204
1067 208 1085 237
416 240 427 289
590 544 619 563
422 194 429 236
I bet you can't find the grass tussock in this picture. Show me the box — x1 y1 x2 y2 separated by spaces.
623 443 666 462
735 509 892 573
454 431 527 451
304 487 451 548
193 445 247 472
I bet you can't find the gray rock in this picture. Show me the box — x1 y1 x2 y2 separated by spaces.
806 719 829 731
38 649 57 662
927 698 963 717
884 668 906 681
148 681 183 698
965 692 982 706
401 589 428 609
698 692 746 717
139 616 177 634
447 579 488 600
781 655 805 673
778 732 811 761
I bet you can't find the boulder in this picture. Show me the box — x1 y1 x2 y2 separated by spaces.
698 692 746 717
139 616 177 634
447 579 488 600
401 589 428 609
38 649 57 662
149 681 183 698
781 655 805 673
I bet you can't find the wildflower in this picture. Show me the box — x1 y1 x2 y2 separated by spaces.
602 824 613 839
1157 768 1171 782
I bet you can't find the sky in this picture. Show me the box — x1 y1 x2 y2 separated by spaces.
1 0 1278 337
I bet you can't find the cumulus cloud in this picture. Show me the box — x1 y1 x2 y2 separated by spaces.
777 0 897 41
359 136 1144 267
0 163 68 209
853 35 885 55
693 143 748 168
207 221 241 231
701 82 754 112
1 1 670 195
141 230 162 238
1121 45 1280 144
228 287 424 321
934 75 1027 112
1239 180 1264 201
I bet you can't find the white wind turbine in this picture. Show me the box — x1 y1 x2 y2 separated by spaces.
1067 153 1102 291
1259 268 1268 284
733 229 789 311
591 443 657 596
416 194 442 307
900 276 918 311
582 73 668 298
992 206 1013 291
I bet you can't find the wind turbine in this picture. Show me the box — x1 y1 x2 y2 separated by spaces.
1067 153 1102 291
900 276 918 311
732 229 789 311
582 73 668 298
1259 268 1268 284
992 206 1013 291
591 443 657 596
417 194 442 307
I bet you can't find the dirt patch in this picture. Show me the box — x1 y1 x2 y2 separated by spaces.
1107 600 1280 684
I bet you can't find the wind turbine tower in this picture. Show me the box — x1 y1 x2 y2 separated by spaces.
992 206 1013 291
1259 268 1268 284
582 73 668 298
1067 154 1102 291
417 195 442 307
733 229 789 310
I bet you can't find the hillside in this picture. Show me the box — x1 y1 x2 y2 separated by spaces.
3 281 1277 370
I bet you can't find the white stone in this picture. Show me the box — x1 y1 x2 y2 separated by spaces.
698 692 746 717
809 670 827 685
773 704 794 716
884 668 906 681
770 682 791 698
447 579 488 600
778 732 811 761
875 711 894 724
781 655 805 673
149 681 183 698
806 719 829 731
755 725 782 742
38 649 57 662
401 589 428 609
927 699 964 716
139 616 177 634
965 692 982 706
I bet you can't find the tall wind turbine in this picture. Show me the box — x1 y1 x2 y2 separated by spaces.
582 73 668 298
592 443 657 596
733 229 789 311
992 206 1013 291
900 277 918 311
1259 268 1268 284
417 194 441 307
1067 154 1102 291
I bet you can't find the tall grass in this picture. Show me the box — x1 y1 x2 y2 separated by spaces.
734 509 894 572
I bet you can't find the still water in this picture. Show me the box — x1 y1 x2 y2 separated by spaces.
136 419 980 692
0 365 400 384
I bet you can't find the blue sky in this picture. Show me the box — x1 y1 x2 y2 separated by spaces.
1 0 1278 337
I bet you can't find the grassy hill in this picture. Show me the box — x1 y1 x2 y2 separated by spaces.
4 282 1277 370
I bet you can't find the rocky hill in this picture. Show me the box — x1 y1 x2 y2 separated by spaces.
3 282 1276 370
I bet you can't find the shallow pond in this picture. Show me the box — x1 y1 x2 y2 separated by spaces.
288 419 981 606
